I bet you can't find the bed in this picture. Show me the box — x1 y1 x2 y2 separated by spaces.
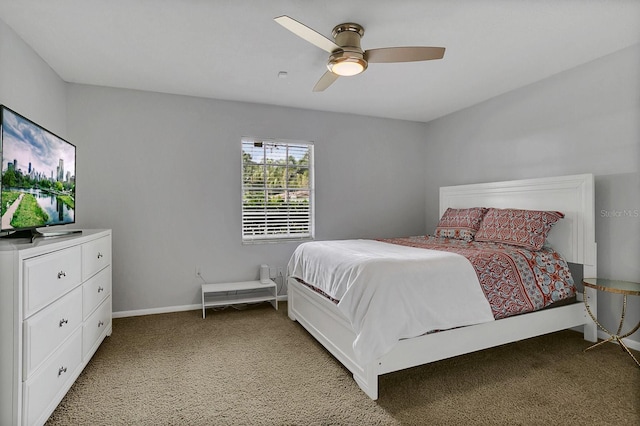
286 174 598 400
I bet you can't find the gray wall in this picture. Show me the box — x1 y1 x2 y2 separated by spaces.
423 44 640 345
66 85 428 313
0 19 67 138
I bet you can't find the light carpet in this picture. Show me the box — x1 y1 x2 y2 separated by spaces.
47 303 640 425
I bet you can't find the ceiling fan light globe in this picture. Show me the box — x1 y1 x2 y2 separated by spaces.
328 57 367 77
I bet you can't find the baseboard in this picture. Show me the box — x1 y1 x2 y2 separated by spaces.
113 304 201 318
112 299 638 351
113 297 288 319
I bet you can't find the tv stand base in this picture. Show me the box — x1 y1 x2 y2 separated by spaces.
1 228 82 242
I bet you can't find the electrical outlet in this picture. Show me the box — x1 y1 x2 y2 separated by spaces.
195 266 201 276
269 267 277 279
277 266 284 277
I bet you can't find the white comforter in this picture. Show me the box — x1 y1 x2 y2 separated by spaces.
287 239 494 364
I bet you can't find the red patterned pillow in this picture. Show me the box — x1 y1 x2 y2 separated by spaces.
434 207 489 242
474 208 564 250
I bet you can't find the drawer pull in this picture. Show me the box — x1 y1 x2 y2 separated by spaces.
98 320 104 328
57 271 66 279
59 318 69 327
98 286 104 293
97 252 104 259
58 366 67 376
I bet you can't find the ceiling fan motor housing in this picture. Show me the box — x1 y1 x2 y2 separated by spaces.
328 23 367 75
273 15 446 90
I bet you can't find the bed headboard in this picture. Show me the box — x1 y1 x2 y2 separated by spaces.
439 174 596 271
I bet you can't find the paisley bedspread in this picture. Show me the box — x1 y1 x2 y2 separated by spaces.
380 236 576 319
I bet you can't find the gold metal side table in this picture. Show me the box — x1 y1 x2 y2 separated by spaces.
582 278 640 367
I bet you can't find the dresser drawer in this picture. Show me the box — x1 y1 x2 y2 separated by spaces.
23 287 83 380
23 246 82 318
82 236 111 281
23 328 82 426
83 266 111 319
83 296 111 360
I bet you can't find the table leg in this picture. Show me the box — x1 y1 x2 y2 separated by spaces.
583 295 614 337
583 294 640 367
616 295 627 336
616 337 640 368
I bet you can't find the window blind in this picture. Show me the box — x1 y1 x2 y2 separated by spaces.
242 138 314 242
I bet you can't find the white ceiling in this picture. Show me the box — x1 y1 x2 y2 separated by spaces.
1 0 639 123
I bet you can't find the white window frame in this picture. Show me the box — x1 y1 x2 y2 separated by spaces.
241 137 315 243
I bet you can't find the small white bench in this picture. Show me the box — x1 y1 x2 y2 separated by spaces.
201 280 278 318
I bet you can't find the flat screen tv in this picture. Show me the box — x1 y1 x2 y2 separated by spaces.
1 105 78 239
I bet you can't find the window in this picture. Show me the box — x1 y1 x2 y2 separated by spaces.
242 138 314 242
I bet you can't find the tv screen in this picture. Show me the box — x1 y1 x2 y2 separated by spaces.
1 105 76 235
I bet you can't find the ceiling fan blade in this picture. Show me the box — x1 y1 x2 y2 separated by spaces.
274 15 340 53
365 46 446 63
313 71 340 92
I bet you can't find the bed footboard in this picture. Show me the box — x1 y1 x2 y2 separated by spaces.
288 277 380 399
288 276 595 401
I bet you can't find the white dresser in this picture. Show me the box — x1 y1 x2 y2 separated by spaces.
0 229 112 426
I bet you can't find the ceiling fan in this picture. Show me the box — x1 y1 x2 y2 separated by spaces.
274 15 446 92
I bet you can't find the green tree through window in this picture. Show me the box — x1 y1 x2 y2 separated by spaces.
242 138 314 242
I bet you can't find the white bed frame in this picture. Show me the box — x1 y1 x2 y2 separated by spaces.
287 174 598 400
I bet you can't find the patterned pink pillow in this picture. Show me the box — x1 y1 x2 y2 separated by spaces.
434 207 489 242
474 208 564 250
